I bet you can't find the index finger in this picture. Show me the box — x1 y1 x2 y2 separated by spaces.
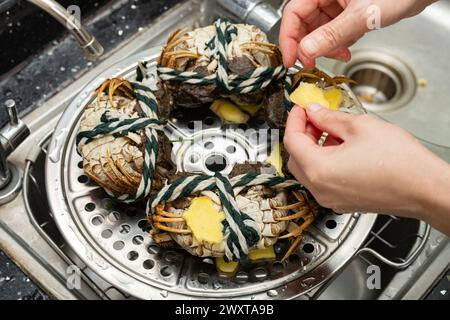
279 0 334 67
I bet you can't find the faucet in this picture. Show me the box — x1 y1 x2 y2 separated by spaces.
27 0 104 60
203 0 288 42
0 100 30 205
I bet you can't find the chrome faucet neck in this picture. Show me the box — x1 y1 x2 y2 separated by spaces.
27 0 104 60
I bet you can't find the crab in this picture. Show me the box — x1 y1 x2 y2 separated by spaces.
156 22 287 127
289 68 360 111
149 183 316 262
292 67 357 89
78 78 175 198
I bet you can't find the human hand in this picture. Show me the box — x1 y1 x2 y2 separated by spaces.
283 105 450 235
279 0 436 68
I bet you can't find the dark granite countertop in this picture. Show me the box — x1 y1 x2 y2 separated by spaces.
0 250 49 300
0 0 183 127
0 0 184 300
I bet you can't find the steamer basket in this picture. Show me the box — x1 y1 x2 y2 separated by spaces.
45 47 376 299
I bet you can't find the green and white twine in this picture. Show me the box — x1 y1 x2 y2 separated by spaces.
77 82 162 202
148 172 303 261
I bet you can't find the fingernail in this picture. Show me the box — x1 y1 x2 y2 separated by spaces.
338 51 351 62
301 38 320 56
307 103 323 112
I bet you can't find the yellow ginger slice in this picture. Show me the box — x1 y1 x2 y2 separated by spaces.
248 246 276 261
265 143 283 177
324 87 344 111
183 196 225 244
210 99 250 124
236 103 262 116
215 257 239 275
290 82 344 111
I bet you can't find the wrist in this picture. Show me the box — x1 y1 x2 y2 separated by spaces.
411 153 450 233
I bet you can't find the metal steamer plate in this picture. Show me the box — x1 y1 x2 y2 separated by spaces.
46 47 377 299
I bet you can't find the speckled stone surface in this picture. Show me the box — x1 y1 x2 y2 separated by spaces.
0 250 49 300
0 0 184 127
0 0 184 299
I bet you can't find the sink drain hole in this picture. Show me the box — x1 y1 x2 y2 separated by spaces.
338 50 417 112
205 154 227 172
127 251 139 261
349 66 397 104
325 219 337 229
302 243 315 254
143 259 155 270
160 265 173 277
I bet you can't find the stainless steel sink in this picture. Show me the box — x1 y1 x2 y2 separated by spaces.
321 0 450 162
0 0 448 300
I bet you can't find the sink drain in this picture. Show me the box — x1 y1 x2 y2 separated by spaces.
334 49 417 112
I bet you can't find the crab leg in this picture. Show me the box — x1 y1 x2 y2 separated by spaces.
163 50 199 58
164 35 191 53
281 235 304 262
164 51 200 69
154 223 191 234
155 206 183 218
106 152 135 189
166 28 188 47
279 214 315 239
240 41 277 48
275 207 310 221
292 190 306 203
153 215 184 223
273 203 303 210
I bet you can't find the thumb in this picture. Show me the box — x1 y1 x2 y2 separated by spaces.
306 104 356 140
284 106 320 167
299 9 366 59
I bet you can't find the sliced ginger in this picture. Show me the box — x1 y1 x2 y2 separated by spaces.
235 103 262 116
265 143 283 177
183 196 225 244
215 257 239 275
290 82 343 111
210 99 250 124
248 246 276 261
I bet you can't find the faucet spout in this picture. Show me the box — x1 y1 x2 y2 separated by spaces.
27 0 104 60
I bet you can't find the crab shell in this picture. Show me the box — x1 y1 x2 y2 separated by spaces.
156 23 285 124
79 91 175 197
151 185 297 258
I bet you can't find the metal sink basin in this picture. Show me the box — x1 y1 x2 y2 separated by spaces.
0 0 448 300
320 0 450 162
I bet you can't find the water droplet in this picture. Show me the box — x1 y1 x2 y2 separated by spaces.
131 4 137 9
117 29 123 36
60 66 66 72
138 27 144 32
160 290 168 298
267 290 278 297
